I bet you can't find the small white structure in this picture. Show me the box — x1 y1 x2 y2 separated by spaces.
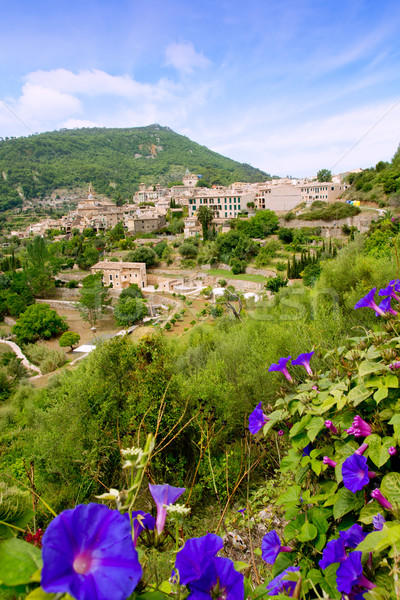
73 344 96 353
243 292 260 302
212 287 227 300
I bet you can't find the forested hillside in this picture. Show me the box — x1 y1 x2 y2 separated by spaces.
0 125 271 211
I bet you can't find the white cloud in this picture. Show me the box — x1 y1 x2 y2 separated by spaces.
164 41 211 75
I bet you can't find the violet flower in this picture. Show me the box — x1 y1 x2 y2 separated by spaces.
336 551 375 595
325 420 338 435
389 446 397 456
323 456 337 468
149 484 185 534
373 514 386 531
390 362 400 370
355 443 369 456
319 538 347 569
41 503 142 600
342 454 370 493
371 489 393 510
346 415 372 438
187 557 244 600
266 566 300 597
261 530 291 564
248 402 269 435
354 288 386 317
340 524 367 548
375 296 397 317
268 356 292 382
379 283 400 303
129 511 155 546
278 430 284 436
291 351 314 376
302 443 312 456
174 533 223 585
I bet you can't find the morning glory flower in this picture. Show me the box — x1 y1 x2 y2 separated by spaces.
378 283 400 303
302 443 312 456
319 538 347 569
342 454 370 493
266 566 300 596
390 362 400 370
389 446 397 456
187 557 244 600
261 530 291 564
375 296 397 317
373 514 386 531
174 533 223 585
248 402 269 434
325 420 338 434
371 489 393 510
278 429 284 436
268 356 293 382
291 351 314 376
323 456 337 468
336 551 375 594
149 484 185 534
129 510 155 546
340 524 367 548
41 503 142 600
346 416 372 438
355 443 369 456
354 288 386 317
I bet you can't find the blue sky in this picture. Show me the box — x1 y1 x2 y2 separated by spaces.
1 0 400 176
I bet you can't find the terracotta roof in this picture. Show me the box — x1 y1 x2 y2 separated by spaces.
92 261 146 270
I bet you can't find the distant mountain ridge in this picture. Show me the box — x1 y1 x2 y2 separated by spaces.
0 125 272 211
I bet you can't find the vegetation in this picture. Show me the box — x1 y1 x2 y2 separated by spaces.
12 303 68 344
300 201 360 221
59 331 81 350
316 168 332 181
77 273 111 326
0 125 271 207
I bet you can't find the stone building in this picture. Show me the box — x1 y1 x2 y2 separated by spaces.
91 261 147 290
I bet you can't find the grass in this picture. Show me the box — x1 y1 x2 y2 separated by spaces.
204 269 267 283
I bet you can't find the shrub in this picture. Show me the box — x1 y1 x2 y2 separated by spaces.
12 303 68 344
24 343 67 374
66 280 78 289
59 332 81 350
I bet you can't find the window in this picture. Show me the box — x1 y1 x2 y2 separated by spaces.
115 274 118 278
109 274 113 281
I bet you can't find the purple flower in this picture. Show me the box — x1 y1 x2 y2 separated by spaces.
248 402 269 435
312 385 319 391
336 552 375 594
174 533 223 585
342 454 370 493
371 489 393 510
375 296 397 317
187 557 244 600
319 538 347 569
261 530 291 564
291 351 314 376
129 511 155 546
355 443 369 456
237 508 246 514
149 484 185 534
354 288 386 317
278 430 284 436
325 420 338 434
41 503 142 600
373 514 386 531
379 283 400 303
340 524 367 548
346 416 372 438
323 456 337 468
266 566 300 596
268 356 293 382
389 446 397 456
390 362 400 370
302 443 312 456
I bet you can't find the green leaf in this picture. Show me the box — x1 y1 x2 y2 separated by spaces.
359 360 386 377
280 449 301 474
357 525 400 553
374 386 388 403
388 414 400 441
25 590 57 599
311 511 330 534
297 522 318 542
276 485 301 506
233 561 250 572
289 414 312 438
284 514 306 541
310 459 323 476
333 488 365 520
272 552 295 577
0 538 42 586
381 472 400 507
314 532 327 552
384 374 398 388
263 409 286 435
306 417 325 442
358 501 383 525
311 481 338 503
364 435 395 468
347 384 373 406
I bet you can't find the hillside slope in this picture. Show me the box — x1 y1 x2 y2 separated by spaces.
0 125 271 211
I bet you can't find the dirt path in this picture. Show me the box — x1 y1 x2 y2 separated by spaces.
0 340 41 374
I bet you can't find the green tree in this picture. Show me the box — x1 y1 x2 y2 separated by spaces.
114 297 147 326
197 205 214 240
179 241 199 259
109 222 125 242
59 331 81 350
25 235 55 296
12 303 68 344
77 275 111 326
317 169 332 182
126 246 158 268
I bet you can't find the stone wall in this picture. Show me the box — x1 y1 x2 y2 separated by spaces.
279 212 376 236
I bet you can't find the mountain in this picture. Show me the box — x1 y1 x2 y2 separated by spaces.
0 125 272 211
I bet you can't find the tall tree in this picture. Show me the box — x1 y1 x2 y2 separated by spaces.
77 273 111 327
197 206 214 240
317 169 332 182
